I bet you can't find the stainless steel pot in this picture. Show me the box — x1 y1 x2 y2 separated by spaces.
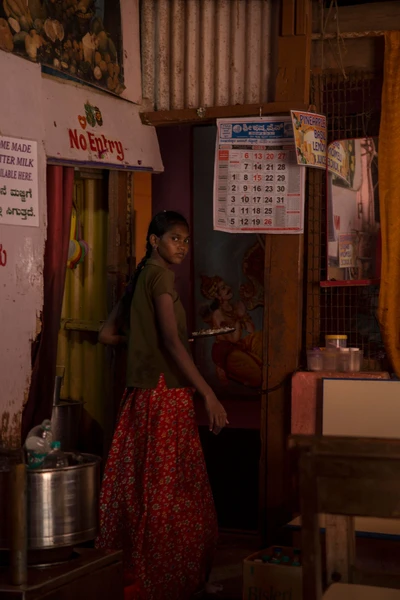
0 453 101 550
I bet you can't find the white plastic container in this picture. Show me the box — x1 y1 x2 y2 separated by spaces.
349 348 362 372
307 349 323 371
325 335 347 349
339 348 351 372
322 349 339 371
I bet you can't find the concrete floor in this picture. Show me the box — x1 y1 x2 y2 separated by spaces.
208 534 259 600
207 531 400 599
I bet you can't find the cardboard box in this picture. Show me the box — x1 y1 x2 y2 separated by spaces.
243 547 302 600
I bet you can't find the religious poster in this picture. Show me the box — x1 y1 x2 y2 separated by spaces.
0 0 140 101
195 126 264 401
291 110 327 169
0 134 39 227
213 116 305 234
196 240 264 396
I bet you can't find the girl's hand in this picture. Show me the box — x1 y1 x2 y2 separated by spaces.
204 392 229 435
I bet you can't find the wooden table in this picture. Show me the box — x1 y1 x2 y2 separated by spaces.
287 515 400 541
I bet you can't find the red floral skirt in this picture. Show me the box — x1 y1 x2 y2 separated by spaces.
95 375 218 600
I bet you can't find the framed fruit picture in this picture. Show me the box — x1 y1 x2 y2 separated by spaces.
0 0 141 103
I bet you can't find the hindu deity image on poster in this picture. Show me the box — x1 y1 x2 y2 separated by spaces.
198 241 264 391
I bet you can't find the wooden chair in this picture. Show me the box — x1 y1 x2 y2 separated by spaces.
289 435 400 600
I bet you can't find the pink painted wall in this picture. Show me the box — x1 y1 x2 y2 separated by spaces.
152 126 193 328
0 54 47 447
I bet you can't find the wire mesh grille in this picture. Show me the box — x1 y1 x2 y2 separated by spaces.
304 71 387 371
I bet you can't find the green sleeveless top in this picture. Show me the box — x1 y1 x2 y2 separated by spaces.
126 259 191 389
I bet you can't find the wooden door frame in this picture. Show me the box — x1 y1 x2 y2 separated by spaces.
260 0 312 542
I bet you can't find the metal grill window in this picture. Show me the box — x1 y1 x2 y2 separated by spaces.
304 71 387 371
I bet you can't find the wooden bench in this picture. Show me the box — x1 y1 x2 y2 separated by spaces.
289 435 400 599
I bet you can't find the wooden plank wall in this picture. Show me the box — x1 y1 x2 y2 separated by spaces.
311 0 399 71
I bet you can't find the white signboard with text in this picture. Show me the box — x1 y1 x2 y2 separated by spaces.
213 116 305 234
42 76 163 172
0 135 39 227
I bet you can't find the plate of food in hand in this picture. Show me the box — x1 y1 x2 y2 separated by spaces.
190 327 236 339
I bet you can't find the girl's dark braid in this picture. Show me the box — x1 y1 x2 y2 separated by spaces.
125 240 152 297
117 241 152 330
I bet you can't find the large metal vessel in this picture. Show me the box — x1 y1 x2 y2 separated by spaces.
0 453 101 551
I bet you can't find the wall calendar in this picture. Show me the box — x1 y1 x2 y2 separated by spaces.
213 116 305 234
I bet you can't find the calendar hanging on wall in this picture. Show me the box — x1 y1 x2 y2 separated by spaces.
213 116 306 234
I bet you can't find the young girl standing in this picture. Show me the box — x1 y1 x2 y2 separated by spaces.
96 211 228 599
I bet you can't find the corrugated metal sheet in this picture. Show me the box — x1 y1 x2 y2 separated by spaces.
141 0 273 110
57 172 108 434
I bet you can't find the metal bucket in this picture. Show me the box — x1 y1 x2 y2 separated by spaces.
0 453 101 550
51 400 84 452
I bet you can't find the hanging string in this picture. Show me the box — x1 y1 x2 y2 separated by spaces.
320 0 347 80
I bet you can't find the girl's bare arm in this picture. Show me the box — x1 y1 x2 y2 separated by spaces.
98 303 127 346
154 293 228 433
